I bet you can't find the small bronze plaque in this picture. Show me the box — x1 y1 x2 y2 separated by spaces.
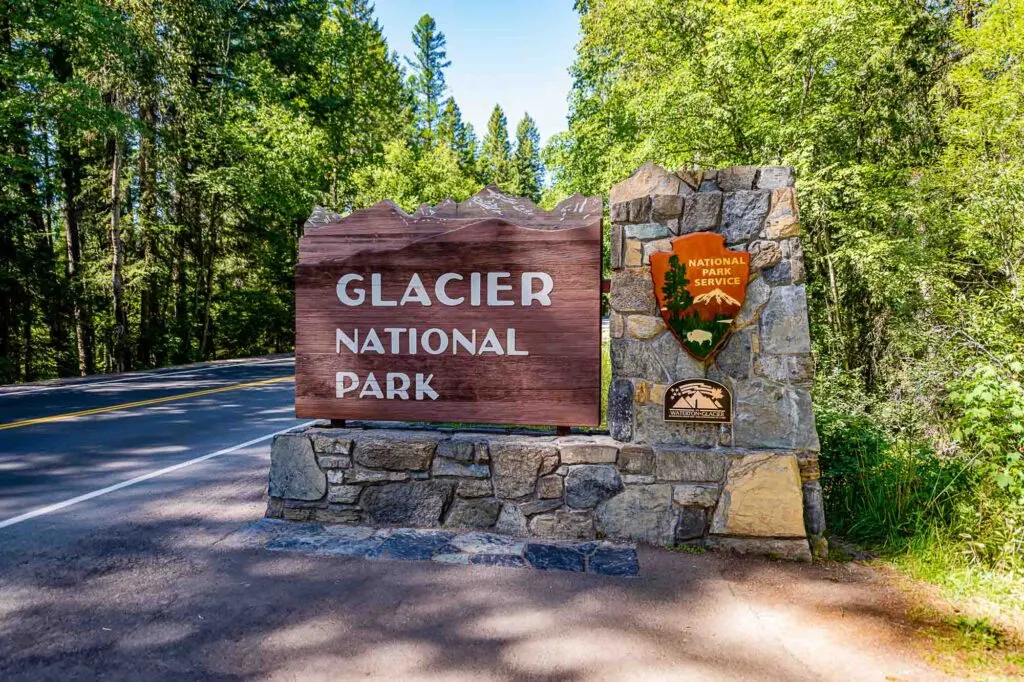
664 378 732 424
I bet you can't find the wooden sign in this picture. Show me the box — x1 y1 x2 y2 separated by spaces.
649 232 750 361
664 378 733 423
295 187 603 426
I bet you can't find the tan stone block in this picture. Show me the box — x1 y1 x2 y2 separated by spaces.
538 475 564 499
609 312 624 339
748 240 782 270
764 187 800 238
624 238 643 267
634 380 650 404
626 314 666 340
710 454 806 537
675 169 703 191
610 161 683 204
643 238 673 265
650 383 668 406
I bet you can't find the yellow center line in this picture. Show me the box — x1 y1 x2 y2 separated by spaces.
0 375 295 431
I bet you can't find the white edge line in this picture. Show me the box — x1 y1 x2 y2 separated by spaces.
1 357 293 396
0 420 318 530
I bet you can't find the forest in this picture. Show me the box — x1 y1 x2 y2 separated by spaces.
2 0 1023 604
0 0 542 380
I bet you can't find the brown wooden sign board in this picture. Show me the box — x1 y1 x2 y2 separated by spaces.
295 187 603 426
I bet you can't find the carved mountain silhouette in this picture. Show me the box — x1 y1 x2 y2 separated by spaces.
692 288 741 307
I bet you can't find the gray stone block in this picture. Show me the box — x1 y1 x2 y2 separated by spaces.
352 432 440 471
269 434 326 501
327 484 362 504
607 379 634 442
759 285 812 354
756 166 795 189
311 434 352 455
519 498 563 516
717 166 759 191
611 331 704 383
559 437 619 464
344 466 410 484
732 378 820 451
437 440 474 462
705 536 811 562
618 444 655 474
651 194 685 222
529 509 595 540
754 354 815 384
609 267 656 314
675 507 707 541
565 465 625 509
456 479 493 498
445 497 501 529
654 448 730 482
715 330 752 380
595 484 677 546
537 474 564 499
635 406 719 446
316 455 351 469
431 458 490 478
610 224 624 269
748 240 782 271
361 481 455 527
803 480 826 536
624 222 670 241
721 190 770 244
672 483 721 507
680 192 722 233
587 546 639 576
495 503 529 536
490 440 554 498
735 277 770 327
525 542 586 571
762 259 793 285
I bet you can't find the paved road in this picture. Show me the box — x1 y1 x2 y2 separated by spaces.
0 359 949 680
0 357 307 554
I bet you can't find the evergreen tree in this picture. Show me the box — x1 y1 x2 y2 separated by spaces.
511 112 543 201
438 97 479 180
406 14 450 148
480 104 512 188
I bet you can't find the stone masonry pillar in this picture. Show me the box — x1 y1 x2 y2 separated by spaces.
607 162 826 559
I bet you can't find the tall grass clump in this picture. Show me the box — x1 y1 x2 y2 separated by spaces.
816 363 1024 602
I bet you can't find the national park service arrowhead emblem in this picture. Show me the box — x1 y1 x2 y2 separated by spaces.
649 232 750 362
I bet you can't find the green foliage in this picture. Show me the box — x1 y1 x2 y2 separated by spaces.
511 113 543 202
480 104 513 189
553 0 1024 593
406 14 451 149
0 2 512 381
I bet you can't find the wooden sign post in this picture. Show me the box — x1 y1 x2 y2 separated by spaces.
295 187 603 426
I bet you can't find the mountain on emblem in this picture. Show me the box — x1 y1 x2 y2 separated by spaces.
692 288 741 307
649 232 750 362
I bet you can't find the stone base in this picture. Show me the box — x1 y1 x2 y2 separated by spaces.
266 423 817 560
240 519 640 576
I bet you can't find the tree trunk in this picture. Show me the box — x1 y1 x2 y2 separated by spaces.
137 101 160 367
109 131 129 372
51 44 93 376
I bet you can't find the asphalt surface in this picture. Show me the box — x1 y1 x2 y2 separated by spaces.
0 358 948 680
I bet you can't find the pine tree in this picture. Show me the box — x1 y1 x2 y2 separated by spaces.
438 97 478 180
406 14 450 148
511 112 542 202
480 104 512 189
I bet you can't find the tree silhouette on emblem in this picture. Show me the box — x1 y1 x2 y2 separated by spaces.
661 254 693 320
